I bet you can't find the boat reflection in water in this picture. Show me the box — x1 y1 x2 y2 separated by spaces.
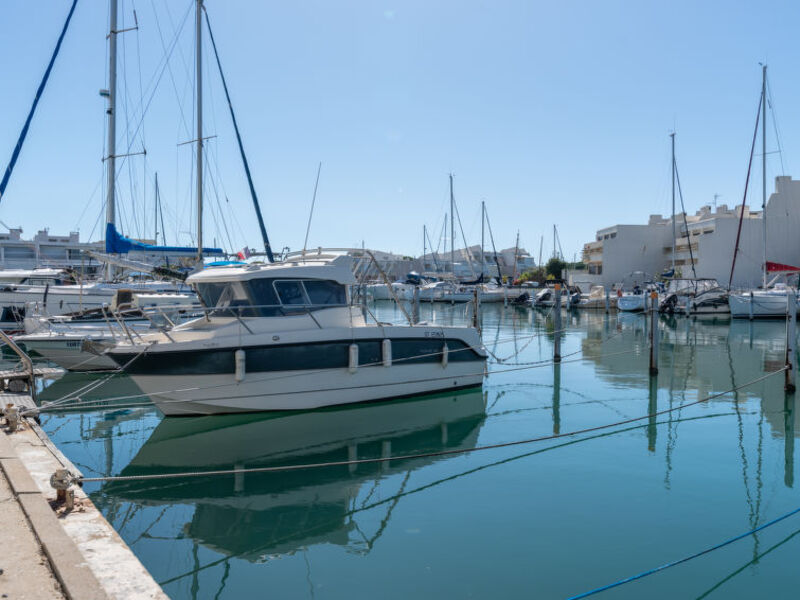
98 389 487 561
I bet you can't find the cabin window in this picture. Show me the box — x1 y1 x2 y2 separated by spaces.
196 282 227 308
274 280 309 305
245 279 282 316
304 280 346 305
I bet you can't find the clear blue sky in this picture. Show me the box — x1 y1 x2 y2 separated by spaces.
0 0 797 261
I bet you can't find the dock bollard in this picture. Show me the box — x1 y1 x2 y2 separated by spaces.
472 287 481 333
605 289 610 314
749 290 754 320
649 291 659 375
553 284 562 362
3 403 19 432
50 469 74 511
786 291 796 393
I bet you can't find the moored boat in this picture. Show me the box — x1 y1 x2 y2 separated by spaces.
107 256 486 414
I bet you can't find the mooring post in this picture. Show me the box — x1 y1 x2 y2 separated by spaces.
749 290 754 320
785 290 796 393
649 291 659 375
647 375 658 452
412 286 420 325
552 362 561 435
472 287 480 333
605 288 610 314
785 394 795 488
684 296 691 317
553 284 562 362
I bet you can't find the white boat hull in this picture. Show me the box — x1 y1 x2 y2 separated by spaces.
19 336 117 371
129 361 484 415
729 291 799 318
617 295 646 312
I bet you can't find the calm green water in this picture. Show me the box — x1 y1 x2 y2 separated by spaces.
37 303 800 599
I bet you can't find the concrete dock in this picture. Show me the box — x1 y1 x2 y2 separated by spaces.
1 390 166 600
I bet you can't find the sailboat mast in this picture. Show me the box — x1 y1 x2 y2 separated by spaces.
196 0 204 261
481 200 485 279
671 132 676 272
449 174 455 278
154 172 159 244
761 64 767 289
423 224 426 273
538 235 543 267
105 0 118 276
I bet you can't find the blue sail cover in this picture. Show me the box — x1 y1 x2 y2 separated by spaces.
105 223 223 255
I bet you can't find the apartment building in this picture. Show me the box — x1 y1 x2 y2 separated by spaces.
579 175 800 289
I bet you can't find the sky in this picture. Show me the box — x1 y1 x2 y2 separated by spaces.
1 0 799 261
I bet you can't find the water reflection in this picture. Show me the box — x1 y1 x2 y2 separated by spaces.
97 390 487 562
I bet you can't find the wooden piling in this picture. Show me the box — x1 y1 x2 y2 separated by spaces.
649 291 659 375
553 284 562 362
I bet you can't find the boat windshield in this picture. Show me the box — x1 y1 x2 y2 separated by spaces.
195 278 347 317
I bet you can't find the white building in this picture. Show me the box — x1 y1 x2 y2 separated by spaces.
579 175 800 290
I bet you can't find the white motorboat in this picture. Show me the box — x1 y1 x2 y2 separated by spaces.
659 279 730 315
729 284 799 318
16 291 200 371
574 286 614 309
617 291 647 312
106 256 486 415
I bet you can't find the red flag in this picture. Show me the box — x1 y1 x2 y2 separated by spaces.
236 251 245 260
766 261 800 272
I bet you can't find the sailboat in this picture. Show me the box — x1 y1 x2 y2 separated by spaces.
728 66 800 319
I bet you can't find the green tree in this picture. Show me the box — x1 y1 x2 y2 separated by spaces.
545 257 567 279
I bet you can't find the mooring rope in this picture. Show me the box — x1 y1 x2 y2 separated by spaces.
73 367 785 484
566 504 800 599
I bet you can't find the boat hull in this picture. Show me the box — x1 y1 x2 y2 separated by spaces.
127 361 484 415
729 292 798 318
617 295 646 312
19 336 117 371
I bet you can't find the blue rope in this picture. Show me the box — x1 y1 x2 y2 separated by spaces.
0 0 79 201
567 506 800 599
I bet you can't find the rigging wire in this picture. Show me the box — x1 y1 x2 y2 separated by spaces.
72 368 786 484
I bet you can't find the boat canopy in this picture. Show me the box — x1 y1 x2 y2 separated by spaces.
105 223 223 256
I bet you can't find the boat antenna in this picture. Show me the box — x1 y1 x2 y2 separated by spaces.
204 7 274 262
0 0 78 203
303 162 322 253
728 77 763 290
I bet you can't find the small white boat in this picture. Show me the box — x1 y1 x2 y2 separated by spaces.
574 286 614 309
16 291 199 371
729 284 799 318
617 292 647 312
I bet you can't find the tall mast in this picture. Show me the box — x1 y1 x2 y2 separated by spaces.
196 0 204 261
154 172 159 244
449 174 455 278
553 224 556 259
538 235 543 267
423 225 426 273
761 64 767 289
105 0 118 276
671 132 676 272
481 200 485 279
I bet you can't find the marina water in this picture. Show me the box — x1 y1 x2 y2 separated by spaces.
35 303 800 599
